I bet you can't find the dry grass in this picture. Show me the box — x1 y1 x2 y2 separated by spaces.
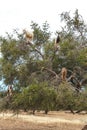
0 118 84 130
0 111 86 130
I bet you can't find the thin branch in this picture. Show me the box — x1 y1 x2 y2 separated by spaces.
41 67 59 79
34 48 44 59
26 41 44 59
67 75 81 89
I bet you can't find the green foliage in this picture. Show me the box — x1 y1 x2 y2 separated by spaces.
31 21 51 47
10 82 87 114
10 82 57 114
56 82 76 111
75 90 87 112
55 82 87 113
77 48 87 67
60 9 87 41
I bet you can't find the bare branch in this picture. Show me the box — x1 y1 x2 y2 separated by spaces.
41 67 59 79
26 41 44 59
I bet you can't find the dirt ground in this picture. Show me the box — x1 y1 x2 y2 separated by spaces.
0 111 87 130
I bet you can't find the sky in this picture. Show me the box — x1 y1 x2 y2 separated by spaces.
0 0 87 89
0 0 87 37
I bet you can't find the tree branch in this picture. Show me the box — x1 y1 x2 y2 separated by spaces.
67 75 81 90
41 67 59 79
26 41 44 59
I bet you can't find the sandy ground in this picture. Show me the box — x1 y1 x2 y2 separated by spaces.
0 111 87 130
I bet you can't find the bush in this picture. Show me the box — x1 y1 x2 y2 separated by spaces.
56 82 78 113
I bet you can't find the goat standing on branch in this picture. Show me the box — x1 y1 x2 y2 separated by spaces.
7 85 13 97
61 67 67 81
54 34 60 51
23 29 34 43
23 29 44 59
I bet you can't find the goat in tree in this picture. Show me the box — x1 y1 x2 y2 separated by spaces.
23 29 34 43
7 85 13 97
22 29 45 59
61 67 67 81
54 34 60 51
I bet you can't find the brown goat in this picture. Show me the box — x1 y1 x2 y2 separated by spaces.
61 67 67 81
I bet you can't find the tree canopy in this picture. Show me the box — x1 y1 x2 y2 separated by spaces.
0 9 87 114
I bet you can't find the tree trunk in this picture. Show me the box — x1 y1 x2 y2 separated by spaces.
45 109 48 114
